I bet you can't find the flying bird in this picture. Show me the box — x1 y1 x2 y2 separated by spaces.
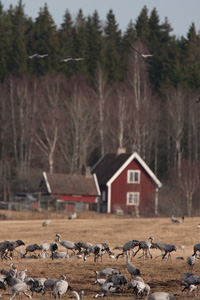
27 53 48 59
60 57 84 63
59 57 74 63
129 43 153 59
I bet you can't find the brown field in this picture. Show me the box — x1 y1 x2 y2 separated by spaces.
0 211 200 299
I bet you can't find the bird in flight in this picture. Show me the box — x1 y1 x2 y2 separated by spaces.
27 53 48 59
129 43 153 59
60 57 84 62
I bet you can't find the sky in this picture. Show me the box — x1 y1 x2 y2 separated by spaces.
2 0 200 38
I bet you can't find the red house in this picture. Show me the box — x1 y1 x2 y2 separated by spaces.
41 171 101 211
91 151 162 216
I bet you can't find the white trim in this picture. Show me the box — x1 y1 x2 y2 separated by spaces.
93 173 101 196
107 152 162 188
155 187 158 214
43 171 51 194
107 185 111 213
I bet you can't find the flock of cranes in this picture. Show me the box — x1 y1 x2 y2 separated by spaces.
27 53 85 63
0 229 199 300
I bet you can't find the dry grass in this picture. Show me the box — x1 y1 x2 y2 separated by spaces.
0 210 200 299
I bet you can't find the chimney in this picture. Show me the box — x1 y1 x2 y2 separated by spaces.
85 166 92 178
117 147 126 155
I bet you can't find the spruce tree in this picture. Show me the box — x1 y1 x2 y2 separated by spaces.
85 11 104 85
58 9 74 78
135 6 149 42
6 0 27 77
104 9 123 82
184 23 200 90
30 3 58 75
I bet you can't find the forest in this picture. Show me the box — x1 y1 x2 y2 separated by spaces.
0 1 200 216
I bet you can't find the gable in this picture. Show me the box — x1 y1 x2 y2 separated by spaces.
92 152 162 188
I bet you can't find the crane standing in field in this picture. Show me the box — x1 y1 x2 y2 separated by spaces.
55 234 81 256
115 240 139 259
53 275 68 299
126 251 140 279
134 237 154 259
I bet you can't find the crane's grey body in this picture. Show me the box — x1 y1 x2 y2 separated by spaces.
55 234 80 255
50 252 69 259
94 282 118 298
128 275 150 297
187 255 196 270
193 243 200 256
182 272 200 293
147 291 175 300
10 278 34 300
154 243 176 259
23 244 40 257
126 251 140 277
104 274 127 291
116 240 139 259
53 275 68 299
90 243 111 262
171 215 181 223
44 278 61 291
134 237 153 259
95 268 120 279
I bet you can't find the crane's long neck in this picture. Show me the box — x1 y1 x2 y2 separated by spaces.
72 291 80 300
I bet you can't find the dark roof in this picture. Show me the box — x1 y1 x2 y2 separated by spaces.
91 153 132 185
43 172 99 196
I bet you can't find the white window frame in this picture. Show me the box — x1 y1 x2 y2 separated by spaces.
126 192 140 206
127 170 140 183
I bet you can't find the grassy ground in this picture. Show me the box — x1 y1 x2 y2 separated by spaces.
0 211 200 299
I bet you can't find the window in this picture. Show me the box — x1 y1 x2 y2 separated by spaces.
126 192 140 206
127 170 140 183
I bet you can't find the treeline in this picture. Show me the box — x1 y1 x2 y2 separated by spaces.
0 1 200 216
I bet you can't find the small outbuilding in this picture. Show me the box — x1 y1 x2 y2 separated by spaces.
40 171 101 212
91 150 162 216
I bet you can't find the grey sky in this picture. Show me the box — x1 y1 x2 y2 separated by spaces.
2 0 200 38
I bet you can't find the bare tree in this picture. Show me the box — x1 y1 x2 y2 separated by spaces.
127 40 158 164
34 74 62 174
59 76 97 174
107 83 132 150
178 159 199 216
164 86 186 176
94 66 111 156
8 77 36 179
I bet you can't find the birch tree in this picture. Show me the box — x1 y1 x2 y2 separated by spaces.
179 159 199 216
34 74 62 174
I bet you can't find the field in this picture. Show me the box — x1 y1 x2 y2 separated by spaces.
0 211 200 300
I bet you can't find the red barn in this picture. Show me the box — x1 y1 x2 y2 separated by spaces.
41 171 101 211
91 151 162 216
